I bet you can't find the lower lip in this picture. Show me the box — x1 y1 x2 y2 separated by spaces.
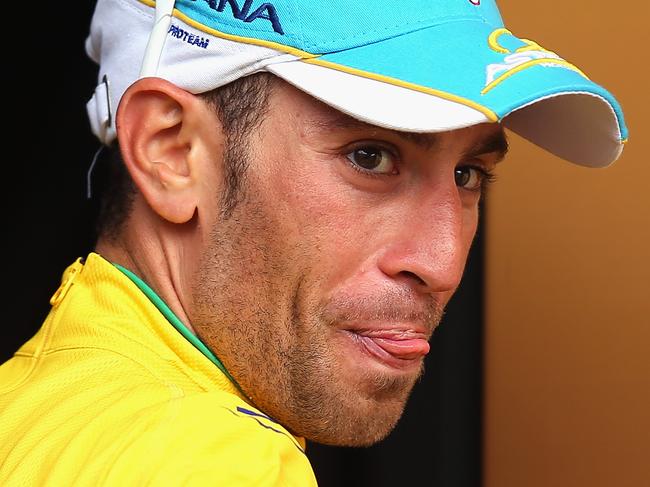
346 332 430 370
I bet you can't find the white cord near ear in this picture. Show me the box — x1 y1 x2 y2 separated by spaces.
140 0 177 77
86 145 106 200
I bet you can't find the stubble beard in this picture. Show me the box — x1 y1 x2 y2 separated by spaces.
190 157 443 447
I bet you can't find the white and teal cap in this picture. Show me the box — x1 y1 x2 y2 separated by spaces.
86 0 628 167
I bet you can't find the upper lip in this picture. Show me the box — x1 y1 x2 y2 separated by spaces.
339 322 430 341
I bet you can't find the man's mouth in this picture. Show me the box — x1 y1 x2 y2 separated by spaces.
342 327 431 370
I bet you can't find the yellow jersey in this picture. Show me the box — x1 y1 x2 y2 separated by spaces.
0 253 317 486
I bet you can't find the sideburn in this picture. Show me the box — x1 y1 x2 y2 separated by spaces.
220 139 250 218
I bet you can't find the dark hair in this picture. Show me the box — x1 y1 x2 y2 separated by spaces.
95 72 276 240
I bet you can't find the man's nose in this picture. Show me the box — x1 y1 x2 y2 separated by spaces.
376 188 473 295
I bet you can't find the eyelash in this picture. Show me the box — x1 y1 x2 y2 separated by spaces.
463 164 498 192
343 143 400 178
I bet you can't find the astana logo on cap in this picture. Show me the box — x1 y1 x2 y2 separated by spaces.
483 28 587 95
189 0 284 34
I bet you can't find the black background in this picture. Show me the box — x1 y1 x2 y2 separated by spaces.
2 3 484 485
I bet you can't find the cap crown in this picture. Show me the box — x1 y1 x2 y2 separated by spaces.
175 0 504 52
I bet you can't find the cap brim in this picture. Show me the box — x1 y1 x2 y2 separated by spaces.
267 21 627 168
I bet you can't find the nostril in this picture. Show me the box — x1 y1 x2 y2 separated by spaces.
397 270 427 287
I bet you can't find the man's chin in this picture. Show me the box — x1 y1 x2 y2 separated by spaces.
294 376 417 447
305 404 406 447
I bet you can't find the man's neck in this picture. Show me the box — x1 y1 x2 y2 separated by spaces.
94 200 199 335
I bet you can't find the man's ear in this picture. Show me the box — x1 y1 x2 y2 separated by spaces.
116 78 224 224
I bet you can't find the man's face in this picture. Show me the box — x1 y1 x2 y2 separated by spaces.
189 80 506 446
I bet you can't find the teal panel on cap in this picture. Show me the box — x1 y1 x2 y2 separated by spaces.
173 0 504 53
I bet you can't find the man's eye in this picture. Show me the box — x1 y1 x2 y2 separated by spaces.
346 146 396 174
455 166 493 191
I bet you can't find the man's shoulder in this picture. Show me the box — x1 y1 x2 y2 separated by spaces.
1 388 316 486
96 391 314 484
1 323 314 485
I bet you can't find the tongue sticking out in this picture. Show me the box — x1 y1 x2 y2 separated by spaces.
370 337 430 360
356 333 430 363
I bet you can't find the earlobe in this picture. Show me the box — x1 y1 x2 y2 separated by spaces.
115 78 220 224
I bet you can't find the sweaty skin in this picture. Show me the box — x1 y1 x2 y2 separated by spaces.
98 79 506 447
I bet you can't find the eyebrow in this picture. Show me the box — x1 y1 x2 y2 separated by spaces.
308 113 441 150
463 131 509 163
307 112 509 160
